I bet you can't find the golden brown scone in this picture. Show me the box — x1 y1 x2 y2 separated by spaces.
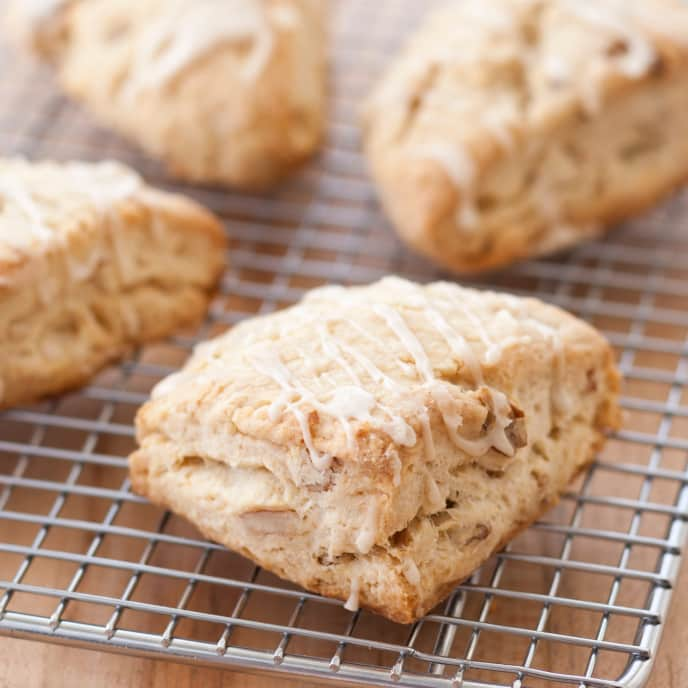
130 277 620 624
10 0 326 190
363 0 688 274
0 158 226 410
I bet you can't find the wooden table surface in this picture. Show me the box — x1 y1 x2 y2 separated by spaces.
0 558 686 688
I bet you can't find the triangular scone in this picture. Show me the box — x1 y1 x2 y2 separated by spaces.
0 158 226 410
130 277 619 624
10 0 326 190
363 0 688 274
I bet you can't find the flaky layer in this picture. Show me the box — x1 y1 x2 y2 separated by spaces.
364 0 688 273
2 283 208 410
130 277 620 623
130 403 613 623
0 159 226 409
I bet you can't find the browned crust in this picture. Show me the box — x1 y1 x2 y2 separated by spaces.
129 361 620 625
384 161 688 276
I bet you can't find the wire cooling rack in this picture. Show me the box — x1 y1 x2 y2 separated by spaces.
1 2 688 687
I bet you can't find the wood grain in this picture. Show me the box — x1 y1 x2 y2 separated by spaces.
0 552 685 688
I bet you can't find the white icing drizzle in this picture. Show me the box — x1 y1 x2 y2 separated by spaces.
484 335 532 366
0 177 53 252
323 386 377 450
123 0 281 99
373 303 518 459
185 281 566 483
483 310 532 364
561 0 656 79
0 161 141 292
20 0 66 24
413 143 475 193
321 324 395 390
344 577 360 612
542 54 572 85
319 325 362 388
250 347 333 471
456 302 496 354
345 319 417 377
458 1 517 32
318 324 417 447
373 304 436 382
432 380 517 457
66 162 142 204
425 307 483 384
384 279 540 372
354 501 380 554
250 341 417 471
326 527 347 562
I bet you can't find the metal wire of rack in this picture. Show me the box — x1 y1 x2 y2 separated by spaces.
1 2 688 687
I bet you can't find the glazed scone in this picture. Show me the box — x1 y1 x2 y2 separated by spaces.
0 158 226 410
10 0 326 190
130 277 620 623
363 0 688 274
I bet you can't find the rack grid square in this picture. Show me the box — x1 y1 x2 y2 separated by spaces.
1 2 687 687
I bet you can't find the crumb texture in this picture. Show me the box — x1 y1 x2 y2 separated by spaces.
131 277 620 623
0 158 226 409
364 0 688 273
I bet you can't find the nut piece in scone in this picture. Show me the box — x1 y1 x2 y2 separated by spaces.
0 158 226 410
9 0 327 190
363 0 688 273
130 276 620 624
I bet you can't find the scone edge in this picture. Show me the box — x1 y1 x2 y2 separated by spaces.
127 284 621 624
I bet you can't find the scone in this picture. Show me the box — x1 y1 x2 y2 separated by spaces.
9 0 326 190
0 158 226 410
363 0 688 274
130 277 620 624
